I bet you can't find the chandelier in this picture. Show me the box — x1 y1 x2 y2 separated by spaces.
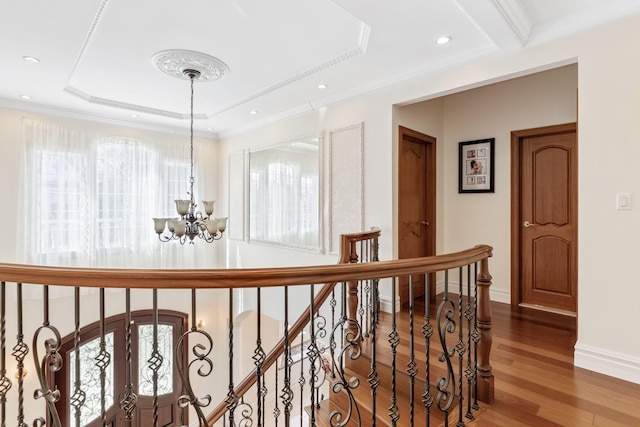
152 69 227 244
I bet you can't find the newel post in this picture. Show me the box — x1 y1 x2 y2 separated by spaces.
477 256 495 404
346 239 359 331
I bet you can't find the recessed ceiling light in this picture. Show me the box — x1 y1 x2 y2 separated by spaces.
131 114 139 118
436 36 452 45
250 110 258 115
22 56 40 63
317 84 328 89
20 95 32 100
207 127 214 131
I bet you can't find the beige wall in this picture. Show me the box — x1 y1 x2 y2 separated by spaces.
219 15 640 384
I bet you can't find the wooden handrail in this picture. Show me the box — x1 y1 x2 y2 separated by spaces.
0 246 491 290
0 238 494 424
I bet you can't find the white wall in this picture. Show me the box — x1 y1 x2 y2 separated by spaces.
218 15 640 384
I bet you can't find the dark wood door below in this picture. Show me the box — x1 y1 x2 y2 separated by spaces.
398 126 436 306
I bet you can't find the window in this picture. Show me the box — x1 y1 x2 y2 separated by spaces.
23 119 190 266
249 137 321 250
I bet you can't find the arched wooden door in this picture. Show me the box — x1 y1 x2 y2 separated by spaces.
53 310 189 426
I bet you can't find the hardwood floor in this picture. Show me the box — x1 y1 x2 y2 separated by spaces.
316 299 640 426
446 301 640 426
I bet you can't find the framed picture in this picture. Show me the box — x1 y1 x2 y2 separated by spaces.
458 138 495 193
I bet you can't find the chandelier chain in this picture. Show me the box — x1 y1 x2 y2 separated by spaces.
189 72 195 206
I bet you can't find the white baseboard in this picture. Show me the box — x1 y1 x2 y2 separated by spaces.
435 281 511 305
379 282 511 313
574 342 640 385
379 295 400 313
490 288 510 304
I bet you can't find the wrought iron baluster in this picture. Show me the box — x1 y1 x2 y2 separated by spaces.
96 288 110 427
422 273 434 426
329 288 337 379
367 276 379 427
176 289 213 426
32 285 63 426
119 289 137 426
149 290 163 427
464 264 475 420
0 282 11 427
407 275 417 426
436 270 457 427
472 262 480 410
254 287 266 427
298 328 304 427
71 288 87 427
224 289 239 427
309 285 316 425
281 286 293 426
456 267 466 427
12 284 28 427
273 365 280 426
388 278 400 426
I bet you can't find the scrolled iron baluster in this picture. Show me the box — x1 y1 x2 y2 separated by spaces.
436 271 457 419
236 397 254 427
32 285 63 427
176 289 213 426
176 328 213 425
328 281 363 427
311 310 329 408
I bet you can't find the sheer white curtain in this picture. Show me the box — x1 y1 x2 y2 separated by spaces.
22 118 212 268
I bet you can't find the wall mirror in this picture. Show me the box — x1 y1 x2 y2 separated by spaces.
248 136 321 251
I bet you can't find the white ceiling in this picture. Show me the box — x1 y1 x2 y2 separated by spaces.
1 0 639 137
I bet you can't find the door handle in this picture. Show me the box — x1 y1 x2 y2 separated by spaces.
523 220 536 228
421 221 430 226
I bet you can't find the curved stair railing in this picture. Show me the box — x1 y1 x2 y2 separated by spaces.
0 229 494 426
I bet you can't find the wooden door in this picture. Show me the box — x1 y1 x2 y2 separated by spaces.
398 126 436 306
511 123 577 313
54 311 188 426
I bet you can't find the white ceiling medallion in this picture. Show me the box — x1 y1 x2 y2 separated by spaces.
152 50 230 82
